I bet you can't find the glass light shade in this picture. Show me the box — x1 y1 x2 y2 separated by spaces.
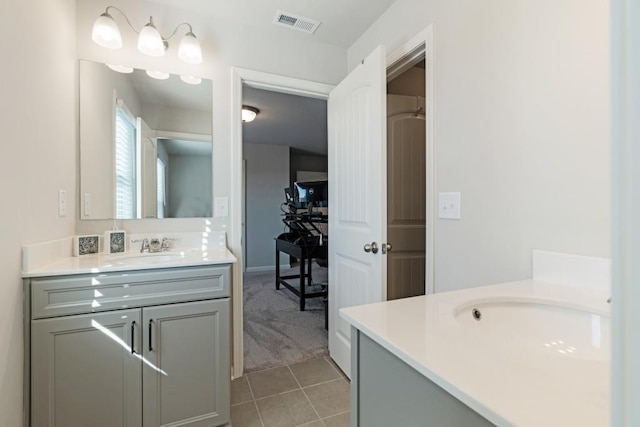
106 64 134 73
138 22 165 57
92 13 122 49
178 32 203 64
242 106 259 122
146 70 170 80
180 75 202 85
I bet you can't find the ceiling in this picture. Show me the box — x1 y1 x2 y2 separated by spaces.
242 86 327 156
148 0 397 48
160 138 212 156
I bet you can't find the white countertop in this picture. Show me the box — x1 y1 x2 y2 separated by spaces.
22 248 237 278
340 280 610 427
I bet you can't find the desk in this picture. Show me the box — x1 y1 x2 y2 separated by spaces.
275 233 327 311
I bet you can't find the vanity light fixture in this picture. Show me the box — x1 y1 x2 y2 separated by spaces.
92 6 203 64
180 75 202 85
242 106 260 122
146 70 170 80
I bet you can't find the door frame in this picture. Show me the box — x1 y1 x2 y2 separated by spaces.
229 24 436 378
611 0 640 424
386 26 437 295
230 68 334 377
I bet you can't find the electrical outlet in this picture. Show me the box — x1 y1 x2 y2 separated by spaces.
58 190 67 217
214 197 229 218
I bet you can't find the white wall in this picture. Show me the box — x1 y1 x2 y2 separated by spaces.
0 0 77 424
142 104 212 135
244 143 290 269
350 0 611 292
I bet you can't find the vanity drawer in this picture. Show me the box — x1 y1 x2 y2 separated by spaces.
30 265 231 319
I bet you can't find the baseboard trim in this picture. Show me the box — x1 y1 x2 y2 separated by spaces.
245 264 290 273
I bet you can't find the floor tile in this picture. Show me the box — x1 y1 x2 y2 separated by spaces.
248 366 299 399
289 358 341 387
322 411 350 427
304 379 350 419
255 389 319 427
297 422 324 427
325 357 348 379
232 376 254 405
230 402 262 427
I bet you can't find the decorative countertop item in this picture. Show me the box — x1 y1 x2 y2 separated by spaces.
74 235 100 256
105 230 126 254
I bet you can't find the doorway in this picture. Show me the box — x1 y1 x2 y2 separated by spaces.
231 28 435 378
230 69 333 378
386 58 427 300
240 84 330 373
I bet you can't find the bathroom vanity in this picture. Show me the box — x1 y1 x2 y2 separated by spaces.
22 245 235 427
342 271 611 427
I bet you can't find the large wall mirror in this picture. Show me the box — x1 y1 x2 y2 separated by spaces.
79 60 213 219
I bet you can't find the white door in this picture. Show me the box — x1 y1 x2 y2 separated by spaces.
328 45 387 377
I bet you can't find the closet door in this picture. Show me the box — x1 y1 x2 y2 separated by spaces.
142 299 230 427
31 309 142 427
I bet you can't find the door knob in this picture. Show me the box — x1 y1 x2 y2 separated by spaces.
382 243 393 254
364 242 379 254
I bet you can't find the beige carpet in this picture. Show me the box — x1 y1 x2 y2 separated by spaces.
243 267 328 373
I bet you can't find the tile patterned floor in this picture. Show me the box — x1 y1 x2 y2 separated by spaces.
231 357 350 427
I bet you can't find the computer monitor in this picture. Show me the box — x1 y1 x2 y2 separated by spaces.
293 180 328 208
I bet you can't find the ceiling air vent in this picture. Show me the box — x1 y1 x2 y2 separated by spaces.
272 10 320 34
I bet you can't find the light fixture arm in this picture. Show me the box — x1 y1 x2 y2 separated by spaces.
103 6 140 34
165 23 195 41
103 8 193 46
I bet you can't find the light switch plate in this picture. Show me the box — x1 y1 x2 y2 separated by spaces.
58 190 67 217
214 197 229 218
84 193 92 216
438 192 461 220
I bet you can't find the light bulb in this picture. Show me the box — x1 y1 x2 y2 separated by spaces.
146 70 170 80
106 64 134 73
178 32 203 64
92 12 122 49
138 18 165 57
180 75 202 85
242 106 259 122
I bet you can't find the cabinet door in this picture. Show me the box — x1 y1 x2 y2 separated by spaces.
142 299 230 427
31 309 142 427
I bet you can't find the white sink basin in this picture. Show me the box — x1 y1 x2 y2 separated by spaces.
455 299 610 361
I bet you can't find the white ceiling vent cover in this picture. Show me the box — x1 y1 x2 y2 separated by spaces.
272 10 320 34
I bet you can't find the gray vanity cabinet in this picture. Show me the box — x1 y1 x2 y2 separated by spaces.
31 309 143 427
350 327 493 427
25 265 231 427
142 300 229 427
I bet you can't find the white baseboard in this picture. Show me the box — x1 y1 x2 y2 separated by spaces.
245 264 290 273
